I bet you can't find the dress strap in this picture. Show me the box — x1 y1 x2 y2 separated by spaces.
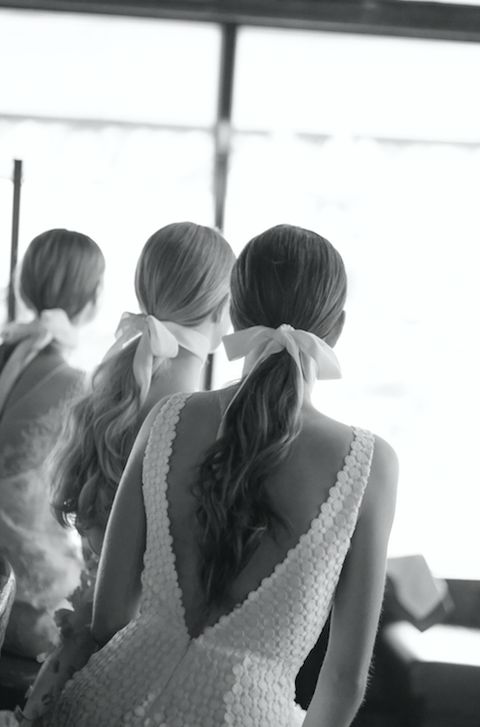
140 392 191 617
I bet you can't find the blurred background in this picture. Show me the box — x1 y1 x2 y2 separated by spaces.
0 0 479 586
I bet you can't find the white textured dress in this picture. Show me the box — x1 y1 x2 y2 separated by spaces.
46 392 374 727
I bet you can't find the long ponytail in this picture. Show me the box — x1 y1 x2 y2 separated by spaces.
194 350 302 607
52 222 234 534
51 340 143 532
193 224 347 608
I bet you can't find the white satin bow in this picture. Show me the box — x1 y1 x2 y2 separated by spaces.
0 309 78 415
103 312 210 405
223 324 341 383
1 309 78 350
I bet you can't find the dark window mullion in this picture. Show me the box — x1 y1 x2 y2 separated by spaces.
8 159 22 322
204 22 237 391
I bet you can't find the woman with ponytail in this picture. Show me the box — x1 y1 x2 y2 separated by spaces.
0 228 105 660
16 222 234 725
51 221 235 552
35 224 397 727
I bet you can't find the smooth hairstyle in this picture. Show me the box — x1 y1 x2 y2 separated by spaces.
19 228 105 319
52 222 235 535
193 224 347 608
0 229 104 371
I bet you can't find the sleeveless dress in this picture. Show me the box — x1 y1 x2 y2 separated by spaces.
45 392 375 727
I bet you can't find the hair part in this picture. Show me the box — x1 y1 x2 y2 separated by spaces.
193 224 347 608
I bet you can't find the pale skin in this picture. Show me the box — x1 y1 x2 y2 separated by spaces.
92 380 398 727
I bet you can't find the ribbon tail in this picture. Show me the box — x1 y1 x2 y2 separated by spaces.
223 326 276 362
132 333 154 405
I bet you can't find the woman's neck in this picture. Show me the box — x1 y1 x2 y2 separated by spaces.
142 348 206 414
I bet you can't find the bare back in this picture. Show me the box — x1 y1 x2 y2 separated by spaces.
165 387 357 637
82 389 396 727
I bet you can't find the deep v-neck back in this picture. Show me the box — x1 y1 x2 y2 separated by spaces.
140 391 373 644
50 391 375 727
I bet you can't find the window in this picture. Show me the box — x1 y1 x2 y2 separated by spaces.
2 13 479 579
219 27 480 578
0 10 220 367
0 10 219 126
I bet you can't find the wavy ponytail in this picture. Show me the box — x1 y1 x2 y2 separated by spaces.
193 224 347 608
194 351 302 607
52 222 234 536
51 340 143 533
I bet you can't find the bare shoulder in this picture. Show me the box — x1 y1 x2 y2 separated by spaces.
302 407 353 445
144 389 209 426
370 434 398 475
143 387 230 447
299 409 357 467
305 413 399 525
175 387 237 442
369 435 399 492
360 433 399 524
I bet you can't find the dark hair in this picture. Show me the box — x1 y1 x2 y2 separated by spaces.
0 343 16 372
51 222 235 535
193 224 347 608
19 229 105 319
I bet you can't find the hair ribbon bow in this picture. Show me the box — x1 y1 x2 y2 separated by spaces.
223 324 341 382
104 312 210 405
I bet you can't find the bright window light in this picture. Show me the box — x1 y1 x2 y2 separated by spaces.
0 10 220 365
233 28 480 143
220 28 480 580
1 12 479 580
0 10 220 125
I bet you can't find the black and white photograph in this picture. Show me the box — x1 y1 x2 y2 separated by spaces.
0 2 479 726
